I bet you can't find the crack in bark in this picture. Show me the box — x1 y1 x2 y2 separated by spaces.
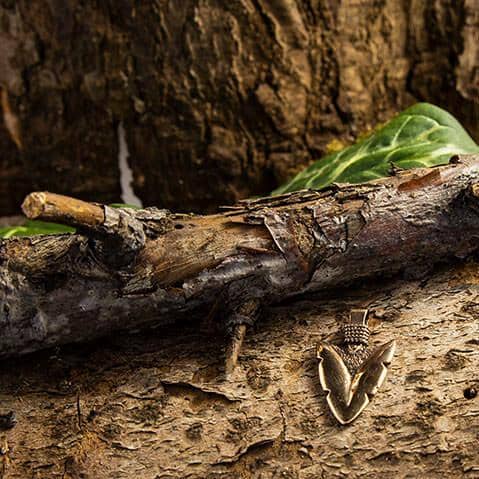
213 437 277 466
161 381 241 404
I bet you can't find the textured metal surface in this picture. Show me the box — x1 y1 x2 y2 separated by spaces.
317 309 396 424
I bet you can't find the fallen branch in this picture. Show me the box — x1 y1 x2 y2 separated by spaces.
2 155 479 359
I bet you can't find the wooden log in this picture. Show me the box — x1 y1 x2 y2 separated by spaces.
2 155 479 358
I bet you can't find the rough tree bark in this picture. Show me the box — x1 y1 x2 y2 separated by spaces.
0 0 478 215
0 158 479 477
2 156 479 358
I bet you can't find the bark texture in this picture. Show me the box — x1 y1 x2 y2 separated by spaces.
0 0 478 215
0 260 478 478
3 157 479 358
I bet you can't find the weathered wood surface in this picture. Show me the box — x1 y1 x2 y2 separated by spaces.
3 157 479 359
1 0 478 215
0 260 478 478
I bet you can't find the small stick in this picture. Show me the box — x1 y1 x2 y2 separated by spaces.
22 191 146 262
22 192 104 228
225 324 247 375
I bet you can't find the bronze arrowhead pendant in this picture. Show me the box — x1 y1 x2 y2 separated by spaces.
317 309 396 425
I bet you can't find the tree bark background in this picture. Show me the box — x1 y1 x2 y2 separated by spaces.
0 261 478 478
0 0 478 215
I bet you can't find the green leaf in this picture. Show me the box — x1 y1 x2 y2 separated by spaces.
0 220 75 239
273 103 479 194
109 203 141 210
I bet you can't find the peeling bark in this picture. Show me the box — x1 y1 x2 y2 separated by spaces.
2 156 479 362
0 0 478 215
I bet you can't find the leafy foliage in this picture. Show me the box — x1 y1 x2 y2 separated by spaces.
274 103 479 194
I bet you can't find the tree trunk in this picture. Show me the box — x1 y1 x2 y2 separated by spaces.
0 0 478 215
